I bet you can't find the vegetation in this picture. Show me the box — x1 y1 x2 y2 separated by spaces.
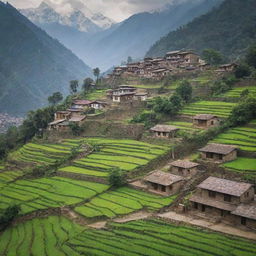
202 48 224 65
48 92 63 105
0 205 20 231
108 167 127 188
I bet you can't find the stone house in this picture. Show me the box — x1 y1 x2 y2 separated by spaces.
178 51 200 66
72 100 92 110
112 92 136 103
151 68 171 79
193 114 220 128
217 63 237 72
199 143 237 163
150 125 179 138
144 171 185 196
190 176 256 228
134 92 148 101
170 160 199 177
89 101 107 110
54 111 71 121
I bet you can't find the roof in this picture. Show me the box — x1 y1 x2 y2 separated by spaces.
90 100 107 105
219 63 237 68
49 119 66 126
193 114 218 120
152 68 168 73
73 100 92 105
69 116 86 122
150 125 179 133
135 93 148 96
166 50 181 55
232 204 256 220
116 92 136 96
67 108 84 112
58 121 70 126
144 171 184 186
171 160 199 169
56 111 70 114
199 143 237 155
190 195 237 212
197 177 253 197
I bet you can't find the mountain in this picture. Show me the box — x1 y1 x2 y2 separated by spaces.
0 2 92 116
146 0 256 59
21 0 221 71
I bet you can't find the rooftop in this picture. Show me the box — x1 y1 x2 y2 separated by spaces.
199 143 237 155
73 100 92 105
144 171 184 186
69 116 86 122
197 177 253 197
193 114 218 120
150 125 179 133
232 204 256 221
171 160 199 169
49 119 66 126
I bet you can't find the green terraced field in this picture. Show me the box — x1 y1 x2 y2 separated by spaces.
211 126 256 152
0 165 4 170
59 138 169 178
220 86 256 98
222 157 256 180
0 171 23 190
86 89 108 100
165 121 203 135
9 141 81 166
0 176 109 215
179 101 236 118
75 187 176 219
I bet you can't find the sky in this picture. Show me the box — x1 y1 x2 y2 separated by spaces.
7 0 179 21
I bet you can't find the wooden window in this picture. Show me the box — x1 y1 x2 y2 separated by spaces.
245 192 249 197
201 205 206 212
161 186 166 192
241 217 247 225
194 202 198 209
152 183 158 190
206 152 214 158
224 194 231 202
209 191 216 198
218 154 223 160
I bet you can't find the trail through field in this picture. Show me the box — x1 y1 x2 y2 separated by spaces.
113 210 152 223
158 211 256 241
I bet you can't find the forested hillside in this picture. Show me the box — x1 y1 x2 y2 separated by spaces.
0 2 92 116
146 0 256 59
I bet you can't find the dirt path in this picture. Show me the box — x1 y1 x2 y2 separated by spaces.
113 211 152 223
88 221 107 229
158 211 256 241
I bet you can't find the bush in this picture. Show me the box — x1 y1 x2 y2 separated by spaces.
235 63 251 78
0 205 21 231
108 168 127 187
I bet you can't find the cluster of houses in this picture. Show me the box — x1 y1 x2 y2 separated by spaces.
107 85 148 103
48 99 107 131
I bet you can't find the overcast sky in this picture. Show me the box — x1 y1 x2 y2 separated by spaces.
7 0 180 21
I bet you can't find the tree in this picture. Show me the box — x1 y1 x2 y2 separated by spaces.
48 92 63 105
93 68 100 84
108 167 126 187
69 80 79 94
0 205 20 231
69 122 84 136
127 56 133 64
246 43 256 68
202 48 224 65
234 63 251 78
82 77 94 92
176 80 192 103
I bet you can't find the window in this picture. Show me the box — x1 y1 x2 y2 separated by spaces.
152 183 158 190
194 202 198 209
209 191 216 198
218 154 223 160
224 194 231 202
206 152 214 158
211 121 214 125
169 185 173 190
201 205 206 212
241 217 247 225
245 192 249 197
161 186 166 192
157 132 161 136
178 167 183 174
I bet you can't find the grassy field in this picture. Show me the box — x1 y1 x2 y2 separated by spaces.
0 176 109 215
0 171 23 189
86 89 108 100
179 101 236 118
59 138 169 178
165 121 204 135
220 86 256 98
211 126 256 152
75 187 176 219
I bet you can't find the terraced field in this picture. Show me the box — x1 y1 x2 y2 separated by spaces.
75 187 176 219
220 86 256 98
211 126 256 152
0 176 109 215
165 121 203 135
179 101 236 118
9 142 80 166
59 138 169 178
0 171 23 189
86 89 108 100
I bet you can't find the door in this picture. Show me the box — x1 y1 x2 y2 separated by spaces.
201 205 206 212
241 217 247 225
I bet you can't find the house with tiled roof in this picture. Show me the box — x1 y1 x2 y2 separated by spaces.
170 160 199 177
193 114 220 128
150 125 179 139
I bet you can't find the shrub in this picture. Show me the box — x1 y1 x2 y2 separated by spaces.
235 63 251 78
108 168 127 188
0 205 20 231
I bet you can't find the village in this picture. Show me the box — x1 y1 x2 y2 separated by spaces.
0 113 23 133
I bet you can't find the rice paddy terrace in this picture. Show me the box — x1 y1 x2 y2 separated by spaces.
0 216 256 256
220 86 256 98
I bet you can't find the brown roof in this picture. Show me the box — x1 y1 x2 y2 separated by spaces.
150 125 179 133
190 195 237 212
69 116 86 122
49 119 66 126
56 111 70 114
197 177 253 197
199 143 237 155
232 204 256 220
171 160 199 169
73 100 92 105
144 171 184 186
193 114 218 120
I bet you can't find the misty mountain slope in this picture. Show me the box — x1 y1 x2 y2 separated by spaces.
0 2 92 116
146 0 256 59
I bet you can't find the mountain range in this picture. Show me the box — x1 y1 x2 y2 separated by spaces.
0 2 92 116
146 0 256 59
21 0 222 71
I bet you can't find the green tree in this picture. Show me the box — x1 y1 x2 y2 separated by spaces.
202 48 224 65
48 92 63 105
70 80 79 94
82 77 94 92
246 43 256 68
108 167 126 187
0 205 20 231
127 56 133 64
69 122 84 136
235 63 251 78
93 68 100 84
176 80 192 103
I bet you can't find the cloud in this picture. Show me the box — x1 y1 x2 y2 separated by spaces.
7 0 178 21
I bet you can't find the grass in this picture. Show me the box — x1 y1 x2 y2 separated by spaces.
179 101 236 118
59 138 169 178
86 89 108 100
211 126 256 152
0 176 109 215
165 121 204 135
75 187 177 219
220 86 256 98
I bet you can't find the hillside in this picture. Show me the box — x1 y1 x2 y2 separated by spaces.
146 0 256 59
0 2 92 116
